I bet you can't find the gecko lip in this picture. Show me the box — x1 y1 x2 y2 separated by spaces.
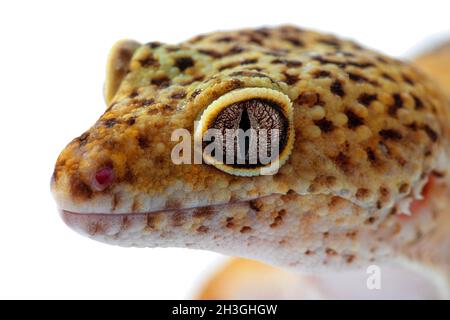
59 195 272 237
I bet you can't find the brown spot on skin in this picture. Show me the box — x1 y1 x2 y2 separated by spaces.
304 250 314 255
240 58 258 65
196 225 209 233
323 232 329 239
77 132 89 146
326 248 337 256
312 70 331 78
347 72 378 86
313 56 346 68
121 216 131 231
218 62 239 71
174 57 194 71
358 93 377 106
379 186 390 197
333 152 351 173
170 90 187 99
283 37 304 47
423 125 438 142
412 95 424 110
128 91 139 99
326 176 337 186
190 89 202 99
193 207 214 218
388 93 403 116
146 42 162 49
366 148 377 164
408 122 419 131
70 176 92 200
270 216 283 228
137 135 150 149
356 188 370 200
240 226 252 233
345 254 355 263
198 49 223 58
127 117 136 126
347 61 374 68
103 118 117 128
330 80 345 97
432 170 446 178
346 231 358 239
215 36 233 43
139 55 159 67
165 45 182 52
255 28 271 37
145 214 157 231
227 45 245 55
314 56 374 69
171 212 185 227
112 193 120 211
249 200 263 212
87 222 104 236
133 98 155 108
283 72 299 85
151 76 171 88
345 109 365 129
295 91 322 107
377 56 389 64
379 129 402 140
225 217 234 228
317 38 341 48
402 74 414 85
314 118 335 133
382 73 396 82
147 104 174 115
270 209 286 228
365 217 376 225
271 58 302 67
399 183 409 194
122 167 135 184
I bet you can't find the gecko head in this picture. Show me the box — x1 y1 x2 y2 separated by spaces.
52 29 449 270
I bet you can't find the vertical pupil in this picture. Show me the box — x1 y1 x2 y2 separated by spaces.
239 108 251 131
239 108 251 158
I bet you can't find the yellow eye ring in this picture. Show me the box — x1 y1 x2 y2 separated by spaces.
195 87 294 176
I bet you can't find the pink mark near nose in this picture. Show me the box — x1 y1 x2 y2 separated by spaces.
93 166 114 191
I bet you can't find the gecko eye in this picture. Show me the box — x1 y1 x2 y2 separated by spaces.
195 88 294 176
93 166 114 191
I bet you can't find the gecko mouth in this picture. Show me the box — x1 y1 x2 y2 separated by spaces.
59 195 271 238
60 173 439 239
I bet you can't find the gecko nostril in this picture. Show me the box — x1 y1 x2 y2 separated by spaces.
93 166 114 191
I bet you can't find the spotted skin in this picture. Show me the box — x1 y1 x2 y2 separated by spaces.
51 26 450 296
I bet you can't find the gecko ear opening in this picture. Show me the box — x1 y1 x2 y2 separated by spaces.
194 88 295 176
104 39 141 106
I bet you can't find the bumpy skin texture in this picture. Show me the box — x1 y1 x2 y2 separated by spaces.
51 26 450 293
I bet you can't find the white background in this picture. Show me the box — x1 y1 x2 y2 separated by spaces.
0 0 448 299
